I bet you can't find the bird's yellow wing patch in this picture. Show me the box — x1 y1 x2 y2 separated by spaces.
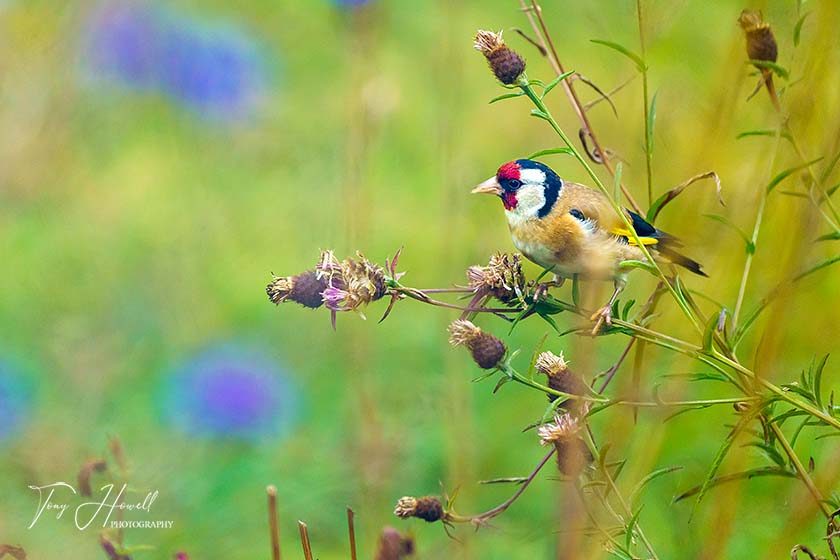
610 227 659 246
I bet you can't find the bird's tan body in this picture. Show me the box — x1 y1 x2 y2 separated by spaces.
506 181 646 279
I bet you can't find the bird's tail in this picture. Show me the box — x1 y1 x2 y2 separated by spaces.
656 240 707 277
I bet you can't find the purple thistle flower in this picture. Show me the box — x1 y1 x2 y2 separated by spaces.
83 3 270 121
159 345 298 440
0 359 33 442
321 285 351 311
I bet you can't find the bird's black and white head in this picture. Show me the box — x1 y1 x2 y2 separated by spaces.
472 159 563 220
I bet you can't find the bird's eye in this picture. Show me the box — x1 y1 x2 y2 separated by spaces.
508 179 522 190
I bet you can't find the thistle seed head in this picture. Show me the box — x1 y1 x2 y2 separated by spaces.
267 270 327 309
393 496 444 522
448 320 507 369
467 253 525 304
538 413 581 446
474 29 526 85
738 10 777 63
555 437 593 476
535 351 568 377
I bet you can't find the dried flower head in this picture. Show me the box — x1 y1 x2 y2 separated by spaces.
467 253 525 304
535 351 588 413
738 10 777 63
0 545 27 560
474 29 525 85
535 351 568 377
538 413 581 446
267 270 327 309
448 320 507 369
394 496 444 522
77 458 107 497
375 527 415 560
342 252 387 309
555 437 593 476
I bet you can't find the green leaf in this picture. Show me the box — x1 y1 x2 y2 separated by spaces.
674 467 796 502
647 171 724 224
794 254 840 281
527 147 574 160
647 91 658 156
624 507 642 552
793 12 810 46
767 158 823 193
530 109 549 121
689 408 759 517
736 129 791 142
538 312 560 333
702 311 718 352
619 259 657 275
748 59 790 79
591 39 647 72
704 214 753 254
741 441 786 468
630 466 683 505
489 92 524 104
542 70 576 97
813 354 829 409
816 232 840 242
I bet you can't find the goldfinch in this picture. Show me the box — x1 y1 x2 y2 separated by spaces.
472 159 706 330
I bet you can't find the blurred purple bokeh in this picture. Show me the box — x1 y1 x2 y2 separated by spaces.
82 3 270 121
159 344 298 441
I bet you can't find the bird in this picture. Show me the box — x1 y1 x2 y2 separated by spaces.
472 158 706 333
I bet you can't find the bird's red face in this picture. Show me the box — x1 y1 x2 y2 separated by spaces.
471 161 523 210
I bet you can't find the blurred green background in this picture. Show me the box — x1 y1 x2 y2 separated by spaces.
1 0 839 558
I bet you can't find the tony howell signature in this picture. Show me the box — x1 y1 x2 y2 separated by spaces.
28 482 163 530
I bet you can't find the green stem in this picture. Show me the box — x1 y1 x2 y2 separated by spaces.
636 0 653 206
769 422 833 517
732 126 783 328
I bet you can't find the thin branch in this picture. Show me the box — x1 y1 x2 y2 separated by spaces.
267 486 282 560
518 0 643 214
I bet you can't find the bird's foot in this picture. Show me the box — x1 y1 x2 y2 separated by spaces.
532 277 564 302
589 305 613 336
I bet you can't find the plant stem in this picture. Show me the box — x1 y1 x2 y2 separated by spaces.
636 0 653 206
267 486 282 560
448 447 556 525
346 507 358 560
298 522 314 560
732 120 784 328
769 422 833 517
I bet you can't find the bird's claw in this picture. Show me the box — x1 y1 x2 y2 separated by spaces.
589 305 613 336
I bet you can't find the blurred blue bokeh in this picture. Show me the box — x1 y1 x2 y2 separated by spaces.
0 359 33 443
82 2 270 121
159 344 298 440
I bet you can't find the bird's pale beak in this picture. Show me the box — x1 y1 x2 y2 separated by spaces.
471 176 503 196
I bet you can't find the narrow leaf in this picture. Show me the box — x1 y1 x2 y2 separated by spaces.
675 467 796 502
704 214 753 253
794 254 840 281
793 12 810 47
748 59 790 79
630 466 684 505
542 70 576 97
619 259 658 275
690 408 759 517
816 232 840 242
528 147 574 160
613 162 623 203
489 92 524 104
767 158 823 194
647 91 658 156
591 39 646 72
736 129 791 142
648 172 724 223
